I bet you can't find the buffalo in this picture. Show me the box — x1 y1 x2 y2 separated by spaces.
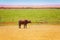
18 20 31 28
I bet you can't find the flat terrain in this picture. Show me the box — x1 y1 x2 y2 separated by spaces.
0 24 60 40
0 9 60 40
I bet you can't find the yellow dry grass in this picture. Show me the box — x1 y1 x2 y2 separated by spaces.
0 24 60 40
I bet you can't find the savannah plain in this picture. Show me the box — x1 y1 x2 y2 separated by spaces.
0 9 60 40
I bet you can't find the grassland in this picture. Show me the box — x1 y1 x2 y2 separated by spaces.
0 9 60 24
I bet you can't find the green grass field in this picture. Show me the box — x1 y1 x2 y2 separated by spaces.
0 9 60 24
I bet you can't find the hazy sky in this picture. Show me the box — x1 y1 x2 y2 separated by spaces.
0 0 60 5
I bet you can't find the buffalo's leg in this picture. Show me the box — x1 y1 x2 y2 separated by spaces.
24 24 27 28
19 24 21 28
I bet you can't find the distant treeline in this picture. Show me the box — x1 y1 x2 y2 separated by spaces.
0 7 60 9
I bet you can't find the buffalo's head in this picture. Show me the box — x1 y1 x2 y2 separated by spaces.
24 20 31 23
28 20 31 23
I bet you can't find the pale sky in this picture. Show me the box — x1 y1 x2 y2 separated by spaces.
0 0 60 5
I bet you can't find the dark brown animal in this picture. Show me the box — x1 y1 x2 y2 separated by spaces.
18 20 31 28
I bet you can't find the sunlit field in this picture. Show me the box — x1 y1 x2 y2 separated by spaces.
0 9 60 40
0 24 60 40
